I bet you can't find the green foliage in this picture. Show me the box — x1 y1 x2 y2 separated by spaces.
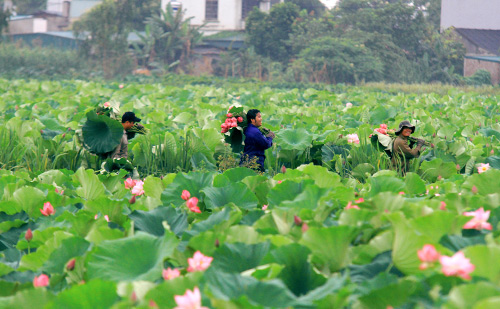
133 4 203 72
285 0 326 15
246 3 300 63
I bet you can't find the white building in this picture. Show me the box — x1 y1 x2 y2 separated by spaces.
161 0 284 34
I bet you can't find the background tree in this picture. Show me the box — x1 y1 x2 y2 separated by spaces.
285 0 326 15
73 0 131 78
246 3 300 63
0 5 9 39
133 4 203 72
12 0 45 15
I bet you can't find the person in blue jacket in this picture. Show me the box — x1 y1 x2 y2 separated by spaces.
242 109 275 172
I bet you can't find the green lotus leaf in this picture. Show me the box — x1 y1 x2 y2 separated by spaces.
82 111 123 154
267 179 315 208
387 212 432 274
271 243 326 296
129 206 188 237
463 245 500 284
356 274 415 309
42 237 90 274
47 279 117 309
225 126 245 153
462 169 500 195
475 297 500 309
13 186 46 219
300 226 358 274
211 242 270 273
404 172 426 195
367 176 405 198
72 167 106 201
278 128 313 151
440 234 486 252
86 232 179 282
202 182 259 210
3 288 55 309
419 159 458 182
296 164 342 188
446 281 500 309
485 156 500 170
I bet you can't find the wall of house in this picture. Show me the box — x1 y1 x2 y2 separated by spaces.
161 0 284 32
9 19 35 35
464 58 500 85
441 0 500 31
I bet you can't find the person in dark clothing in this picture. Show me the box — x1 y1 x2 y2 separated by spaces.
111 111 141 159
391 120 425 175
241 109 275 172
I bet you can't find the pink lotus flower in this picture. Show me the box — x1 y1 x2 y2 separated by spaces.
345 201 360 210
440 201 447 210
398 191 405 195
237 117 243 123
186 197 201 213
463 207 492 230
174 287 208 309
33 274 49 287
277 180 282 184
439 251 475 280
355 198 364 204
346 102 353 108
294 215 302 226
25 228 33 242
262 204 268 210
380 124 388 129
55 187 64 195
417 244 440 270
187 251 213 272
119 84 124 89
124 178 137 189
162 267 181 280
347 133 360 144
104 102 110 108
226 113 233 118
104 215 110 222
478 163 490 174
40 202 55 216
181 190 191 201
375 128 387 135
131 180 145 196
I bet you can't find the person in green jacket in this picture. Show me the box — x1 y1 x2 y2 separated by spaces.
391 120 425 175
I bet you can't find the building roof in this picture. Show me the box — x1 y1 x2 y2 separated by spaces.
455 28 500 55
464 55 500 63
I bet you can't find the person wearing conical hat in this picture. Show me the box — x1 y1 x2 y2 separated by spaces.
391 120 425 175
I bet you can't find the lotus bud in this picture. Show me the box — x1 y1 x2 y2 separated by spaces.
129 196 136 204
301 223 309 232
131 291 137 303
25 228 33 242
472 186 478 194
66 258 76 271
491 149 494 155
281 165 286 174
40 129 44 134
237 117 243 123
437 175 442 181
215 238 220 248
294 215 302 226
432 133 436 138
456 164 460 171
226 113 233 118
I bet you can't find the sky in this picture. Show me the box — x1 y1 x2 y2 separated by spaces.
319 0 339 9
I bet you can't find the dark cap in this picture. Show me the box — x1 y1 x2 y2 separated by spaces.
122 111 141 123
395 120 415 135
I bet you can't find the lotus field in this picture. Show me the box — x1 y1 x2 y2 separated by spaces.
3 79 500 308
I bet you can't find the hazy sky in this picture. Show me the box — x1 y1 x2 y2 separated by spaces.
320 0 339 9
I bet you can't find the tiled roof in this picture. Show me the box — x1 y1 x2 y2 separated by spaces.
455 28 500 55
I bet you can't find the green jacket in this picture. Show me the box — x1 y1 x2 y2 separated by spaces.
391 135 422 173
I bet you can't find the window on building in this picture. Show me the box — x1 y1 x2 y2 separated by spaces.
205 0 218 20
242 0 260 19
271 0 281 5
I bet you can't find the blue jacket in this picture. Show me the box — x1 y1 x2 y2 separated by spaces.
242 124 273 168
